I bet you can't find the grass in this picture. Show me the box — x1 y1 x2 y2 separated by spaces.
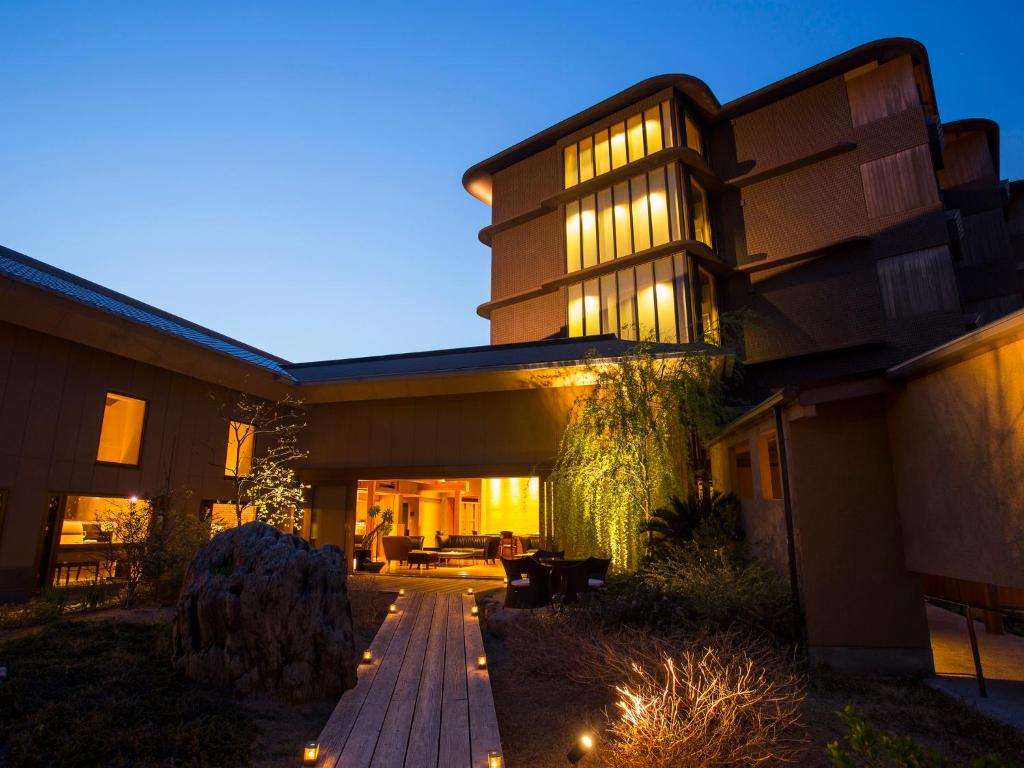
0 586 395 768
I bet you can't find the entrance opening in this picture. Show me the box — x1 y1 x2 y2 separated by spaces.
356 477 542 579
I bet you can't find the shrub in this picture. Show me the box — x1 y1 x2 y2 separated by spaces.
827 705 1020 768
641 489 744 557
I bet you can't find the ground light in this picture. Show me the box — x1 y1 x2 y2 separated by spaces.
388 603 397 614
476 654 487 669
566 733 595 763
466 587 474 594
470 605 479 617
398 588 406 596
361 649 374 664
486 750 503 767
302 741 319 766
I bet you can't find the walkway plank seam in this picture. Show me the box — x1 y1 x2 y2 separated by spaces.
317 589 502 768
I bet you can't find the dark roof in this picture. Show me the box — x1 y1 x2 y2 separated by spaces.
462 38 932 204
0 245 295 380
284 335 711 383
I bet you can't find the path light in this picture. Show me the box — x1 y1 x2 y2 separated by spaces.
486 751 503 768
302 741 319 766
398 588 406 596
361 649 374 665
476 654 487 669
466 587 474 595
388 603 397 614
566 733 595 763
502 577 509 585
470 605 479 617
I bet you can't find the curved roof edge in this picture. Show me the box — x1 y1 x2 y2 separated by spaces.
462 74 719 205
943 118 1000 177
462 38 934 205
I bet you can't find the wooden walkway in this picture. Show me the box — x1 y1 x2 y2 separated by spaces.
317 591 502 768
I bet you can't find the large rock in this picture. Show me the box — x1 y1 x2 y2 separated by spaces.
172 521 356 700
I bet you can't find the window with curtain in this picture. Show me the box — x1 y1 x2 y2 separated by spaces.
565 164 684 273
225 421 255 477
567 254 690 343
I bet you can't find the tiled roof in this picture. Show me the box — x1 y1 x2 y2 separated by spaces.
0 246 295 380
284 336 710 383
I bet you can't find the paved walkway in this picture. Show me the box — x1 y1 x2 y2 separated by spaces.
927 604 1024 730
318 590 502 767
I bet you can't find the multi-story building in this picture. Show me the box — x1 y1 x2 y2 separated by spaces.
0 38 1021 672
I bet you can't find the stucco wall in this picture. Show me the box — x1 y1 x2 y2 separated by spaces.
888 338 1024 589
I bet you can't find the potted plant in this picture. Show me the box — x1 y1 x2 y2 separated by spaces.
357 505 393 573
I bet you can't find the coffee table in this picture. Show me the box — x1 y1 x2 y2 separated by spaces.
436 549 475 566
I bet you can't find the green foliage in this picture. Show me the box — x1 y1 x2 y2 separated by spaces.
0 589 70 630
361 505 394 555
826 705 1019 768
641 487 743 557
551 343 724 571
144 489 212 600
0 620 256 767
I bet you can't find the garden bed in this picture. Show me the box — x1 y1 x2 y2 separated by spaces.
0 586 394 768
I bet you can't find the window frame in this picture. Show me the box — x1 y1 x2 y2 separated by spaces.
224 420 256 479
94 390 149 469
728 441 755 498
758 431 784 500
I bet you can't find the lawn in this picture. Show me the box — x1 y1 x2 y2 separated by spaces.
0 587 393 768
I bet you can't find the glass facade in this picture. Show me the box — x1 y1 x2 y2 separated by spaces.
697 266 719 343
565 164 683 273
567 254 690 343
564 101 674 188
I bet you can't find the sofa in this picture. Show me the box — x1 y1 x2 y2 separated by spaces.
426 534 500 564
381 536 425 567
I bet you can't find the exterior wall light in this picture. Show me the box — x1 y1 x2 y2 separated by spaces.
388 603 397 614
302 741 319 766
361 649 374 664
487 750 503 768
470 605 479 617
566 733 594 763
476 654 487 669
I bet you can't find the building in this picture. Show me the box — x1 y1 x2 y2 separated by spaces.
1 38 1021 672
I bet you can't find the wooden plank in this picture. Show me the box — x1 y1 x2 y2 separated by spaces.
339 594 426 768
438 593 471 768
317 593 413 766
405 593 451 768
369 592 437 768
462 594 503 767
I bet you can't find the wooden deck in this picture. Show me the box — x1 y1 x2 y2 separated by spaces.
317 591 502 768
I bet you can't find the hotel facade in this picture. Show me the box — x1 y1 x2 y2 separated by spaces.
1 38 1021 671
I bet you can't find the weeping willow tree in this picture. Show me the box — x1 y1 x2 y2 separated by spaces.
551 343 724 571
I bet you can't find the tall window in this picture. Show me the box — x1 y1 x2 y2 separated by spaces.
684 114 704 157
565 164 683 273
690 177 712 247
729 443 754 497
225 421 255 477
697 266 719 343
567 254 689 343
564 101 674 188
759 432 783 500
96 392 146 465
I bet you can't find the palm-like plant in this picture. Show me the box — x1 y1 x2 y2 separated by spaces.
641 487 743 558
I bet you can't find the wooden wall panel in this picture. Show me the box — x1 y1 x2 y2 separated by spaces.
876 245 960 319
860 145 939 219
938 131 996 190
845 55 919 128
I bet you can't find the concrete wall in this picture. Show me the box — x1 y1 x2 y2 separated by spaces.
888 336 1024 590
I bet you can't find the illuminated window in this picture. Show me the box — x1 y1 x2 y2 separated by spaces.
684 114 703 156
225 421 255 478
697 266 719 344
96 392 146 465
564 164 683 274
563 101 674 188
690 177 712 247
567 255 689 343
759 432 783 500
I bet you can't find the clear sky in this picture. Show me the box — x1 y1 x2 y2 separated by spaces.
2 1 1021 362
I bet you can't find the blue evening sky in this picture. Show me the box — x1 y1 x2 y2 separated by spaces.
1 1 1020 362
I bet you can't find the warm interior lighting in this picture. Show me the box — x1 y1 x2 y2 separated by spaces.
96 392 147 465
566 733 595 763
486 751 503 768
302 741 319 766
476 654 487 669
470 605 479 616
388 603 397 614
361 649 374 664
